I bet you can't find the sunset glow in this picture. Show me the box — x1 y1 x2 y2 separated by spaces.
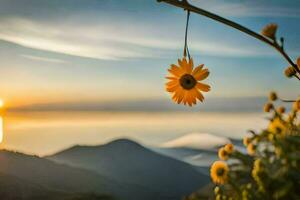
0 100 4 108
0 117 3 143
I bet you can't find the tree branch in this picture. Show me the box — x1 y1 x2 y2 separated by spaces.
157 0 300 76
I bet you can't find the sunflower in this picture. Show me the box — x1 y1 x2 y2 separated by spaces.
224 143 234 153
165 57 210 106
218 147 229 160
210 161 229 184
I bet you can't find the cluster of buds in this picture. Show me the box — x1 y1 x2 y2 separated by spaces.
261 24 300 80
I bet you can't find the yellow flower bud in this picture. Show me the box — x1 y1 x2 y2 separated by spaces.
214 186 220 194
269 91 277 101
275 147 283 157
247 143 256 156
264 103 273 112
246 183 252 189
261 23 277 39
243 137 251 147
218 147 229 161
277 106 285 114
293 100 300 111
224 143 234 153
284 66 296 78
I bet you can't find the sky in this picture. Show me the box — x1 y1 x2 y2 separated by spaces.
0 0 299 109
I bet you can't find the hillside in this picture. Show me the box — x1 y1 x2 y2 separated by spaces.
0 150 152 200
47 139 210 200
0 173 113 200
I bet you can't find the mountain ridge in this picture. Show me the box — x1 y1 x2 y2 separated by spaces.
47 138 210 200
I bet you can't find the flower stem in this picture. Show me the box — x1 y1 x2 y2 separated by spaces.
157 0 300 76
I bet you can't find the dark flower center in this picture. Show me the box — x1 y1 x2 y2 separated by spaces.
216 168 225 176
180 74 196 90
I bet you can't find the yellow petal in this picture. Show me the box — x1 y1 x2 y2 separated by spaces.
190 88 199 104
188 93 195 106
166 80 178 87
196 90 204 102
169 64 185 77
175 89 185 104
194 69 209 81
165 76 178 80
182 91 188 105
166 84 180 92
197 83 211 92
178 59 182 67
192 64 204 76
186 58 193 74
180 57 188 72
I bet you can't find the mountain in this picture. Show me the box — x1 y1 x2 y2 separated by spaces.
0 173 113 200
47 139 210 200
0 150 152 200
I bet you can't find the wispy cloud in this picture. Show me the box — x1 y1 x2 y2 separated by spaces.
20 54 67 64
190 0 300 18
0 17 280 61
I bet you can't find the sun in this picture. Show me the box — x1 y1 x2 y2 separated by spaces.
0 100 4 108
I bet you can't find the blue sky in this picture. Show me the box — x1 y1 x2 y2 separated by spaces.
0 0 299 108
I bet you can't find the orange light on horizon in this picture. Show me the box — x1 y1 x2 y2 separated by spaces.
0 117 3 143
0 100 4 108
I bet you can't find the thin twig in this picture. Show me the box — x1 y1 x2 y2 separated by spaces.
157 0 300 76
279 98 296 103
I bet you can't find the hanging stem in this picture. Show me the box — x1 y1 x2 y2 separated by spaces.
157 0 300 77
183 10 190 59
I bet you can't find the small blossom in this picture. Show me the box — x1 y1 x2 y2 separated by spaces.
269 91 277 101
293 100 300 111
264 103 273 112
277 106 285 114
214 186 220 195
284 66 296 78
166 57 211 106
261 23 277 39
218 147 229 161
243 137 251 147
247 143 256 156
224 143 234 153
268 118 286 134
210 161 229 184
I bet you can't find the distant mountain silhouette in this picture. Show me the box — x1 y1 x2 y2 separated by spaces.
47 138 210 200
0 150 153 200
